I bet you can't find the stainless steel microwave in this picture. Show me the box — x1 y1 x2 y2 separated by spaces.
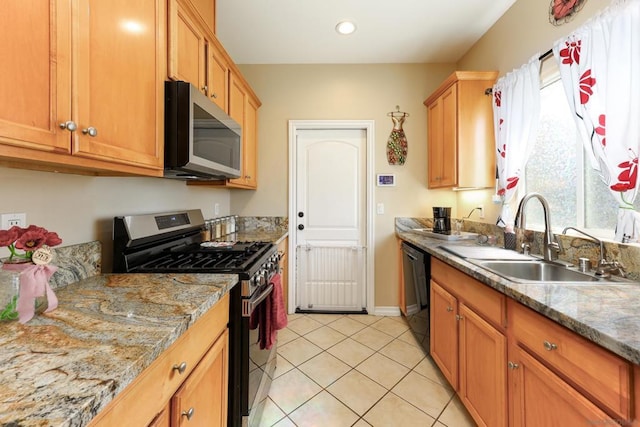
164 81 242 180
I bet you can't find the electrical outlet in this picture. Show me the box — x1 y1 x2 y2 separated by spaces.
478 205 485 219
1 213 26 229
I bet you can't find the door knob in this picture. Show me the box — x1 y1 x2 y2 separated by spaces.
298 224 304 230
82 127 98 137
181 407 195 420
59 121 77 131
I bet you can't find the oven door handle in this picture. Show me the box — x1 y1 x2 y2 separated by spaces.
242 284 274 317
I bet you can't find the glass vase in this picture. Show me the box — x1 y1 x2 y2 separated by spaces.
0 269 20 321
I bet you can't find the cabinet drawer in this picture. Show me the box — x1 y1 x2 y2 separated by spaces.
89 293 230 426
431 258 506 329
508 299 631 420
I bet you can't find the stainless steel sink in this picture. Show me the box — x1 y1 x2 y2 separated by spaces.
470 260 596 282
467 259 633 284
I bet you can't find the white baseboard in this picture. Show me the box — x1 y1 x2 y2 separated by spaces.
373 306 402 316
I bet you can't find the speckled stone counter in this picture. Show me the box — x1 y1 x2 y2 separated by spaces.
215 216 288 245
0 272 237 427
396 217 640 365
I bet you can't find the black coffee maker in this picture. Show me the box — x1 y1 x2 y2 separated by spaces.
432 207 452 234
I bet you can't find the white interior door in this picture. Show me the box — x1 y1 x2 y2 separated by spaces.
294 128 367 313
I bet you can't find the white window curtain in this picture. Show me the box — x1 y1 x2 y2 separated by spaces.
553 0 640 242
492 56 542 230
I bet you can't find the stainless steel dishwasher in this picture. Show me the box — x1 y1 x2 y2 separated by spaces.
401 241 431 353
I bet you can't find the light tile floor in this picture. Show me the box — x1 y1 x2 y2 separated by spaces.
260 313 477 427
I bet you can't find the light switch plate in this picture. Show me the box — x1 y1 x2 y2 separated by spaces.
376 203 385 215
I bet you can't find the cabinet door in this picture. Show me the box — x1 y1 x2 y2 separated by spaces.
207 41 229 111
0 0 71 153
427 85 457 188
74 0 163 170
168 0 206 92
459 303 507 427
427 98 443 188
430 280 458 388
171 329 229 427
508 343 615 427
243 95 259 188
148 404 170 427
440 84 457 187
228 73 259 189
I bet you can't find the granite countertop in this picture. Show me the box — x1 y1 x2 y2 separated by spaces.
0 272 237 427
396 218 640 366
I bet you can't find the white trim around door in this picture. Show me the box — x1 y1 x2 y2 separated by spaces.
288 120 375 315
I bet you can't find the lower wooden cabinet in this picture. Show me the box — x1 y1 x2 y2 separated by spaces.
427 253 634 426
508 343 615 426
508 299 631 422
89 293 230 427
459 303 507 427
430 280 459 388
171 329 228 427
148 405 170 427
430 258 507 427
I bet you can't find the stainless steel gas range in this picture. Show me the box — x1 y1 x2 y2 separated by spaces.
112 209 279 427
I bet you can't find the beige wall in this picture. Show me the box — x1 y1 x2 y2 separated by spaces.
233 64 458 309
455 0 608 224
0 167 231 270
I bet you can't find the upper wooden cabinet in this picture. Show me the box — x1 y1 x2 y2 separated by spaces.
168 0 228 110
190 0 216 34
227 74 259 189
0 0 164 176
424 71 498 189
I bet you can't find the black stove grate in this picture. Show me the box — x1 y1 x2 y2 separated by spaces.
131 241 274 275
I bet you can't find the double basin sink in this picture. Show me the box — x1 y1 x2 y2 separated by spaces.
439 245 632 285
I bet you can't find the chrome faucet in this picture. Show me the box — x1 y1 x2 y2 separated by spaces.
562 226 626 277
514 193 560 261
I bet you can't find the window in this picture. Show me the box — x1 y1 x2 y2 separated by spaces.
521 59 634 239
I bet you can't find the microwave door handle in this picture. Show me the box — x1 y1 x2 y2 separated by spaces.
242 284 274 317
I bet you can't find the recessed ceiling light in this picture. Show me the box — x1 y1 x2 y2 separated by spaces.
335 21 356 35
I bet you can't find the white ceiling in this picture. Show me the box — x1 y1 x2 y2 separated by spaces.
215 0 517 65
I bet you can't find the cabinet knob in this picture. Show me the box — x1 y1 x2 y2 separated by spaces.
181 407 195 420
455 314 463 321
59 121 77 132
245 175 251 179
446 306 453 312
82 127 98 137
543 340 558 351
172 361 187 374
507 361 520 370
201 85 208 93
211 92 218 99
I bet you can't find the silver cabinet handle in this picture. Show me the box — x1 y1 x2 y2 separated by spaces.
181 407 195 420
82 127 98 137
543 341 558 351
59 121 77 131
446 306 453 312
172 361 187 374
508 361 520 370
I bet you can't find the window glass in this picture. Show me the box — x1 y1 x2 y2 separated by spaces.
523 60 640 238
524 79 578 230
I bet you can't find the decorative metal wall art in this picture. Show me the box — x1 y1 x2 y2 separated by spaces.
386 106 409 165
